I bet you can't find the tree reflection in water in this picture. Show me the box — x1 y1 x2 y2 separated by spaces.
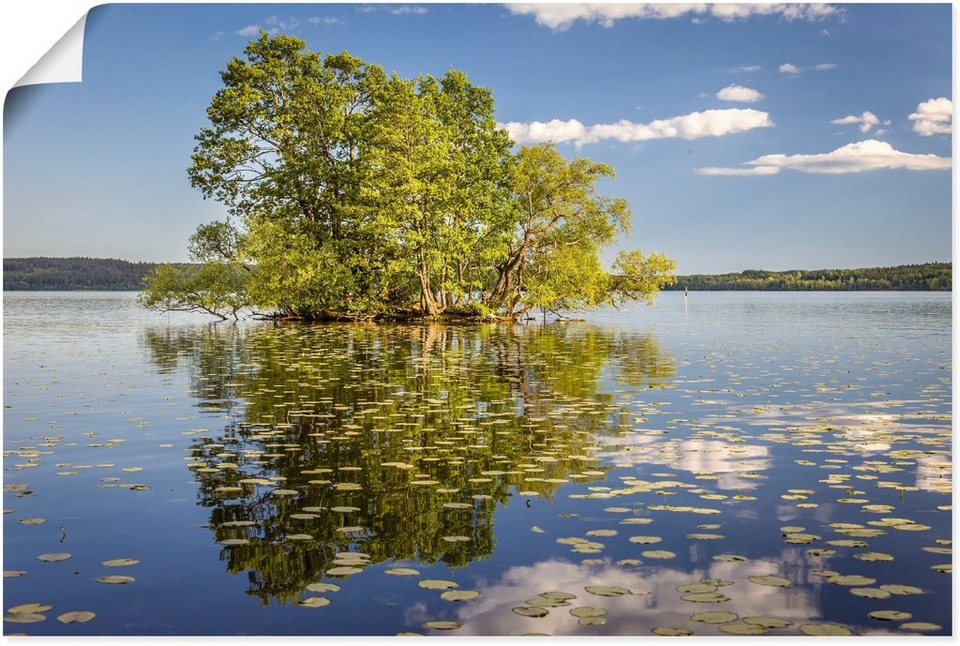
140 323 675 605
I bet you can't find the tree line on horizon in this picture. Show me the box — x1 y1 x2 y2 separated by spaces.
4 257 950 294
664 263 951 291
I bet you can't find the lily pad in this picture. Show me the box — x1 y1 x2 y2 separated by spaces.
56 611 96 624
578 615 607 626
628 535 662 544
713 554 747 562
3 613 46 623
97 575 135 584
440 590 480 602
218 538 250 546
297 597 330 608
513 606 548 617
748 575 792 588
681 592 729 603
879 584 923 595
8 603 52 614
306 582 340 593
691 611 738 624
385 567 420 576
422 620 461 630
743 616 792 629
570 606 606 618
586 529 617 537
418 579 459 590
651 626 693 636
37 553 71 562
677 583 717 594
799 623 853 636
542 591 577 601
102 559 140 567
899 622 942 632
584 585 630 597
828 574 876 586
641 550 676 559
868 610 912 621
850 587 890 599
718 623 767 635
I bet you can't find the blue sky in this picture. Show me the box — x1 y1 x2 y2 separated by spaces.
3 3 953 273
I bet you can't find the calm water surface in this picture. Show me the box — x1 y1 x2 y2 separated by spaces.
3 292 952 636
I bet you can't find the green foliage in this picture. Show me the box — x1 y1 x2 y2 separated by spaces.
241 218 357 317
523 244 612 314
668 263 952 291
611 250 679 305
145 33 676 320
138 262 250 320
491 144 633 315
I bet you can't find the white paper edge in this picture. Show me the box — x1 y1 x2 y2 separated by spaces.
13 13 88 88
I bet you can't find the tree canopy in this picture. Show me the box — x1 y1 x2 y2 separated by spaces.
141 32 676 320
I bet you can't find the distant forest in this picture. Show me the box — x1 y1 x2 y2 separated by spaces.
664 263 951 291
2 257 952 292
4 257 165 291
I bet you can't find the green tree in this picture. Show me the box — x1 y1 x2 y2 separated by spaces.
141 34 678 320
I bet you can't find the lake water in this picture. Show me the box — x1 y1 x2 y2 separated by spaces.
3 291 952 636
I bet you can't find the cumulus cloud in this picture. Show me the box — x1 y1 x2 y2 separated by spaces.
909 97 952 136
813 63 837 71
696 139 952 176
696 165 781 176
505 3 839 30
831 111 880 133
501 109 772 147
778 63 801 75
729 64 762 73
716 84 764 103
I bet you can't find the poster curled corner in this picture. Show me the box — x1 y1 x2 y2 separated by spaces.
13 13 88 88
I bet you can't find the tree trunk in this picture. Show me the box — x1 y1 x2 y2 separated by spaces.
489 250 524 308
418 251 442 317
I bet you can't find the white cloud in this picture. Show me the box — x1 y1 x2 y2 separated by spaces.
390 6 428 15
505 3 840 30
308 16 344 25
237 25 276 36
831 111 880 133
696 139 952 176
717 84 764 103
779 62 835 74
501 108 772 147
696 165 780 176
265 16 301 30
502 118 587 145
729 65 762 73
909 97 952 136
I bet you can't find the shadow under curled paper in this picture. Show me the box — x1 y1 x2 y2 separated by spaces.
5 11 89 136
